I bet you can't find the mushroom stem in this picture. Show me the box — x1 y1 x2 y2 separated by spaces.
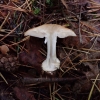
46 36 50 60
51 35 57 59
42 35 60 72
47 35 56 59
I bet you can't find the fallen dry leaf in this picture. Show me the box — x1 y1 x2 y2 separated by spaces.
62 35 90 48
19 37 44 73
13 87 36 100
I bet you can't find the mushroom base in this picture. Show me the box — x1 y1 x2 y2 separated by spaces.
42 58 60 71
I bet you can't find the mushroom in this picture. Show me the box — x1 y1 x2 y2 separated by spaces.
24 24 76 72
0 45 9 55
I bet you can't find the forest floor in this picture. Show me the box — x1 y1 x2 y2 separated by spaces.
0 0 100 100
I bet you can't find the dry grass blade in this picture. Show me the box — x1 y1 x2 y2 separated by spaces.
80 59 100 62
61 0 68 9
0 12 10 30
25 0 32 11
9 36 30 46
81 21 100 33
0 72 8 84
82 48 100 53
82 29 100 37
0 21 23 41
63 47 90 54
87 6 100 9
49 84 52 100
92 81 100 92
0 4 27 12
88 74 99 100
88 9 100 13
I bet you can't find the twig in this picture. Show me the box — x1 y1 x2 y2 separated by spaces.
22 76 86 84
79 5 82 43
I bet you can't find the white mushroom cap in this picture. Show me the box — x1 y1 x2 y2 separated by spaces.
24 24 76 38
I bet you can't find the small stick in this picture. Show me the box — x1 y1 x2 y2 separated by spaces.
22 76 86 84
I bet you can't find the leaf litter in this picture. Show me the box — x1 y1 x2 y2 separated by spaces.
0 0 100 100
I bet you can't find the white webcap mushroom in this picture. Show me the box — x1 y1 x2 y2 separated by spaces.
24 24 76 72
